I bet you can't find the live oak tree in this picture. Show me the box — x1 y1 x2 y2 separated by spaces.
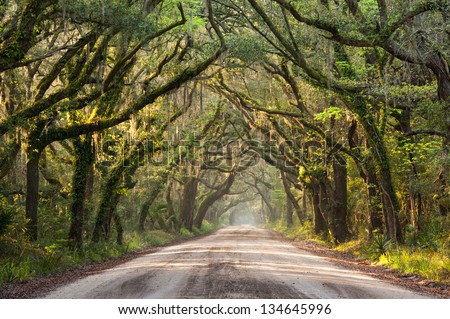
1 0 227 241
0 0 448 261
209 0 448 242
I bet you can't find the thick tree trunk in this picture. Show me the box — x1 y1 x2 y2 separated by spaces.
92 166 123 243
379 169 403 242
68 135 94 249
113 213 123 245
352 96 402 242
311 181 328 235
426 55 450 103
438 172 448 217
348 120 383 235
103 192 121 239
138 185 163 232
319 181 331 224
366 164 383 235
166 179 179 229
285 194 293 226
180 177 198 231
194 173 235 228
424 50 449 217
281 171 301 225
25 145 42 241
331 156 349 243
93 141 142 242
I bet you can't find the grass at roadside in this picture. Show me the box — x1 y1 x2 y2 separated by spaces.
270 220 450 285
0 222 218 288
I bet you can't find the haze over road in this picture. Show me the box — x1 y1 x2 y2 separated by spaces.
45 227 428 298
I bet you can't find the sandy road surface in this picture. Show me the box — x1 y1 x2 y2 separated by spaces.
45 227 428 298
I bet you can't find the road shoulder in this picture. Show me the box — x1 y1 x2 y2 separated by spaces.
275 232 449 299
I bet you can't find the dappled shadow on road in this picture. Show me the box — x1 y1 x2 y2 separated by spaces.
43 227 430 298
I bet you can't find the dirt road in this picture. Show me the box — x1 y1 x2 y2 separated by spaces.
45 227 429 298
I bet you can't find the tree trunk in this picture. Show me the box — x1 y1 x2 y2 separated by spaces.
311 181 328 235
426 54 450 103
319 180 332 236
165 179 179 229
180 177 198 231
285 194 293 226
68 135 94 249
424 49 449 217
113 213 123 245
366 163 383 235
438 172 448 217
25 145 42 241
92 166 123 243
281 172 303 223
93 142 142 242
255 182 276 222
103 193 121 239
194 173 235 228
138 185 163 232
331 155 349 243
351 96 402 242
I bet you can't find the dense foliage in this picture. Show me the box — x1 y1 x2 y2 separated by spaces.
0 0 448 286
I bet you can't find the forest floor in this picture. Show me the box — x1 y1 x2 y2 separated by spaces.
1 226 447 299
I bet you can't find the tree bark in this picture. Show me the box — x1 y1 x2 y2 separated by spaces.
113 213 123 245
138 186 163 232
194 173 235 228
311 181 328 235
281 171 303 224
68 135 94 248
92 165 124 243
366 164 383 235
351 96 403 242
25 145 42 241
331 155 349 243
180 177 198 231
254 182 277 222
285 193 293 226
92 140 143 242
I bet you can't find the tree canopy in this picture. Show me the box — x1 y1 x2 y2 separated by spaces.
0 0 449 286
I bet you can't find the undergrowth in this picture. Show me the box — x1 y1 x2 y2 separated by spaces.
270 220 332 247
0 221 218 288
271 218 450 285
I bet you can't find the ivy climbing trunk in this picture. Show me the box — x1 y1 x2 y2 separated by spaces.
92 165 124 243
68 135 94 248
138 185 163 232
92 140 143 242
351 96 402 242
